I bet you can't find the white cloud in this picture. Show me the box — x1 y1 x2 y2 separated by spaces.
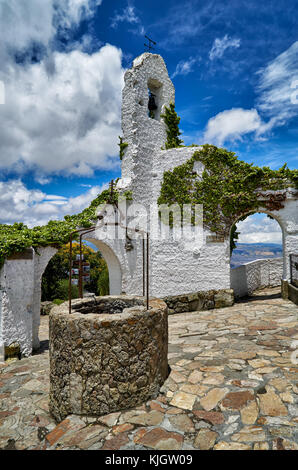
0 0 54 63
0 45 124 176
35 176 52 185
171 57 197 79
236 214 282 244
56 0 102 30
209 35 241 60
204 41 298 145
0 179 107 227
257 41 298 123
0 0 102 65
111 2 144 35
0 0 124 178
204 108 268 145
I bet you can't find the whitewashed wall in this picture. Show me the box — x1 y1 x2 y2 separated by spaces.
0 247 56 361
115 52 298 298
231 258 283 298
0 53 297 360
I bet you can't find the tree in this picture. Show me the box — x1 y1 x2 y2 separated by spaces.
97 269 109 296
41 242 109 301
160 102 184 149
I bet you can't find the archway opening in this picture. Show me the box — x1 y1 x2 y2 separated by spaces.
230 212 284 299
147 78 163 120
83 239 122 295
41 241 109 307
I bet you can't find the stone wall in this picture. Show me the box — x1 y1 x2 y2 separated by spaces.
163 289 234 314
49 296 168 422
231 258 283 298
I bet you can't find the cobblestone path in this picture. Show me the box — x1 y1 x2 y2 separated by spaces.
0 287 297 450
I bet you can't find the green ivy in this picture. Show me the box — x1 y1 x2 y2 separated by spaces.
0 187 133 268
161 102 184 149
118 136 128 160
158 144 298 235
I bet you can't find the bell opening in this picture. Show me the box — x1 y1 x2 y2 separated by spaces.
147 78 163 120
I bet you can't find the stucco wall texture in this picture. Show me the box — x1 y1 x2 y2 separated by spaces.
231 258 283 298
0 247 57 361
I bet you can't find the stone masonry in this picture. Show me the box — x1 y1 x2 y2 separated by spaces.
0 287 297 450
49 296 168 422
163 289 234 314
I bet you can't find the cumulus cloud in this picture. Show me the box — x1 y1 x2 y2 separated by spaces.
56 0 102 30
204 41 298 145
204 108 270 145
236 214 282 244
0 179 107 227
0 0 124 179
209 35 241 60
171 57 197 79
0 45 124 176
0 0 102 64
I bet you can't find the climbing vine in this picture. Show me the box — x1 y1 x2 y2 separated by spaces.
0 186 133 268
118 136 128 160
158 144 298 236
161 102 184 149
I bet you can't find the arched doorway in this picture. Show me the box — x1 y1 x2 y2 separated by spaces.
82 239 122 295
230 211 285 298
41 239 122 303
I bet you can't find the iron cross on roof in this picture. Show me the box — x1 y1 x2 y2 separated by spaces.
144 35 156 52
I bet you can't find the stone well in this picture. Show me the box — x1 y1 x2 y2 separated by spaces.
49 295 168 422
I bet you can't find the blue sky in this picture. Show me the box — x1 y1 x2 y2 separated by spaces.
0 0 297 242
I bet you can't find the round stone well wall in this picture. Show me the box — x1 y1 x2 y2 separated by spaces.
49 296 168 422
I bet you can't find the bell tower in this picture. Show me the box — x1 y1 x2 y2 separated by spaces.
120 53 175 184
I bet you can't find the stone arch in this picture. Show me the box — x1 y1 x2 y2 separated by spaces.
83 238 122 295
229 209 286 297
32 247 58 350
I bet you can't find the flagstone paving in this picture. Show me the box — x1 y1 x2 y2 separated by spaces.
0 287 297 450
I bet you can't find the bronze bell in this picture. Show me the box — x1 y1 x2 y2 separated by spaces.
148 92 157 111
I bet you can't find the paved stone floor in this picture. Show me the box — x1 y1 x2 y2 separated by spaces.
0 287 297 450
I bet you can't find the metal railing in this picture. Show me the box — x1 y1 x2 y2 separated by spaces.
290 254 298 288
68 182 150 314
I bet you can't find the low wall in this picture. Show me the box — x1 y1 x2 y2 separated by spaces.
231 258 283 298
163 289 234 314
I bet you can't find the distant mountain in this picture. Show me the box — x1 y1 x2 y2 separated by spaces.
231 243 283 268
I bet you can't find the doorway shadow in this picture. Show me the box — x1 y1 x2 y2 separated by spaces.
33 339 49 356
236 289 281 304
